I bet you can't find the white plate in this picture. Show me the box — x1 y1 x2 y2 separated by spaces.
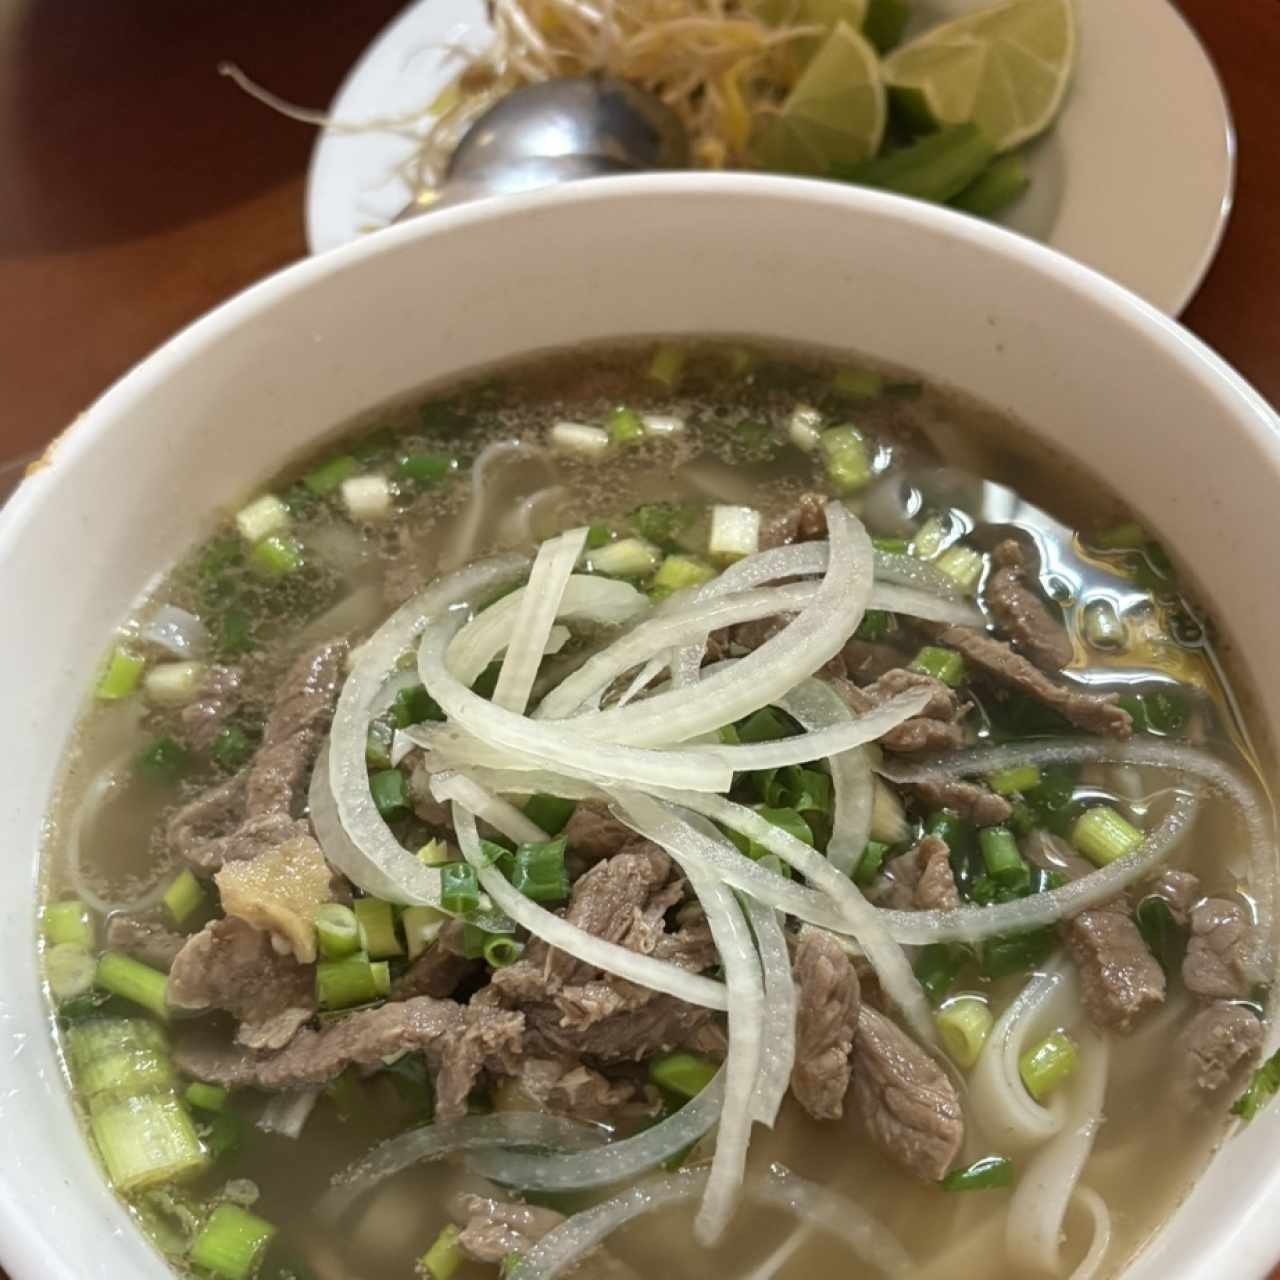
305 0 1235 314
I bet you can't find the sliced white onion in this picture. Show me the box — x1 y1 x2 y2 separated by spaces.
873 550 968 600
468 1070 725 1192
543 503 873 747
442 778 547 845
776 679 873 877
320 1111 605 1220
447 574 648 688
740 889 796 1129
1006 1028 1110 1278
140 604 208 658
439 784 728 1011
328 554 529 907
256 1088 320 1139
866 582 985 627
419 617 731 793
968 960 1077 1150
492 528 589 713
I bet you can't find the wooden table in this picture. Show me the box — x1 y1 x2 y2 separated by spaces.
1 0 1278 1275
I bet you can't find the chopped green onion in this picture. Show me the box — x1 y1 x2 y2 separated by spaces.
831 368 884 399
91 1091 208 1192
853 840 889 888
417 839 452 867
43 898 93 948
935 544 984 594
202 1109 245 1163
585 537 662 579
523 794 576 836
628 501 697 548
818 424 872 494
787 404 823 452
210 726 253 772
162 870 205 929
914 943 971 1006
1092 522 1146 550
365 720 394 770
136 736 189 785
217 607 254 657
1019 1030 1078 1102
869 777 910 845
1083 599 1125 651
511 838 570 904
47 942 97 1002
234 494 290 544
936 996 994 1069
647 343 686 389
314 903 361 960
482 934 524 968
419 1223 465 1280
1134 895 1188 977
940 1155 1014 1192
441 863 480 916
758 765 832 815
371 961 390 997
392 683 444 728
189 1204 276 1280
979 928 1055 979
978 826 1029 890
396 452 457 486
143 661 207 708
648 1051 719 1100
96 952 169 1021
911 514 947 560
585 523 613 550
184 1082 228 1113
460 923 489 960
909 645 967 688
855 606 895 640
316 951 383 1010
650 554 717 598
1232 1047 1280 1122
708 505 761 563
96 647 145 701
354 898 404 959
369 768 410 820
402 905 449 960
1145 689 1191 736
870 536 910 555
988 764 1041 796
303 454 359 495
737 706 795 743
606 405 646 445
65 1018 173 1100
248 532 303 578
1071 806 1143 866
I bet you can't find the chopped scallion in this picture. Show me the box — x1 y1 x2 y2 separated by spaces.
43 898 93 948
482 934 524 968
162 869 205 929
1071 805 1142 866
96 647 145 701
988 764 1041 796
1019 1030 1078 1102
354 897 404 959
315 951 383 1010
935 996 993 1069
935 544 984 594
978 826 1028 890
818 424 872 494
1232 1047 1280 1122
135 736 189 785
441 863 480 916
189 1204 276 1280
909 645 967 688
396 452 457 486
248 533 303 578
417 839 452 866
234 494 290 544
708 505 761 563
369 768 409 820
90 1091 208 1192
585 536 662 579
314 903 361 960
853 840 889 887
392 683 444 728
522 794 576 836
184 1082 228 1113
648 1051 719 1100
606 405 646 445
211 726 253 772
649 554 717 598
419 1223 465 1280
940 1155 1014 1192
831 368 884 399
511 838 570 904
914 942 971 1006
402 905 448 960
303 454 359 495
96 951 169 1021
46 942 97 1002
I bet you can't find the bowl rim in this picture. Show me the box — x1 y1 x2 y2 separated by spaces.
4 172 1279 1280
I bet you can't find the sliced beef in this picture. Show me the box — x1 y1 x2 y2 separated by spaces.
1179 1002 1264 1098
928 625 1131 739
167 916 317 1051
105 916 187 971
840 637 908 684
521 993 726 1064
178 666 243 752
869 844 921 911
563 803 634 863
904 778 1011 827
760 493 827 549
1021 829 1094 882
914 835 961 911
982 540 1074 671
1137 868 1201 926
173 996 523 1119
1183 898 1265 1000
167 641 346 873
1062 906 1165 1032
392 920 480 1000
506 1056 641 1122
791 928 861 1120
851 1006 964 1181
833 671 968 754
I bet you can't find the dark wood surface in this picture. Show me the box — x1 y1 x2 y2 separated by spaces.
2 0 1279 1275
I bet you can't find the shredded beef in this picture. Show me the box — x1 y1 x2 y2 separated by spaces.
1179 1002 1263 1098
791 929 860 1120
928 625 1131 738
172 996 523 1118
1183 898 1265 1000
904 777 1011 826
393 920 480 1000
167 916 316 1051
1062 906 1165 1032
563 803 635 863
1137 868 1201 926
852 1007 964 1181
177 666 243 752
506 1056 640 1122
105 916 188 971
914 836 960 910
760 493 827 549
982 540 1074 670
833 671 968 754
840 638 910 684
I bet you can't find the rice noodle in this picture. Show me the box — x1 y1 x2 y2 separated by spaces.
540 502 873 746
469 1071 725 1192
448 574 647 687
256 1088 321 1140
508 1165 912 1280
140 604 208 658
319 1111 605 1220
492 527 588 714
1063 1186 1113 1280
328 553 529 906
740 888 796 1129
969 960 1078 1150
1006 1028 1111 1278
439 783 729 1011
742 1225 812 1280
419 616 732 793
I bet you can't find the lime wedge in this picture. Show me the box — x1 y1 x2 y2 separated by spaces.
881 0 1076 151
750 0 909 55
750 21 887 175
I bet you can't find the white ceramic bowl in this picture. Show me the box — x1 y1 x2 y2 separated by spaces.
3 175 1279 1279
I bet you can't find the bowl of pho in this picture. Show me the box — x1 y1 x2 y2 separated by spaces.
3 174 1280 1280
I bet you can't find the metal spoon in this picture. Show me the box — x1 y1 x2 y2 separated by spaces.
393 77 690 219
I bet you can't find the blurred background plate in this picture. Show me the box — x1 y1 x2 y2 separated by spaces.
305 0 1234 315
